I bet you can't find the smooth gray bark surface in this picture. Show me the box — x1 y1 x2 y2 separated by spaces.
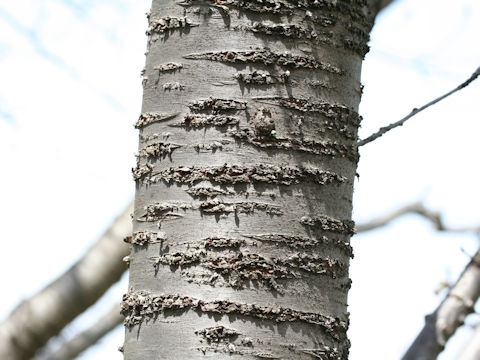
0 203 132 360
124 1 373 359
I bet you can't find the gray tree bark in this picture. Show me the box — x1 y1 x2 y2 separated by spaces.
123 1 376 359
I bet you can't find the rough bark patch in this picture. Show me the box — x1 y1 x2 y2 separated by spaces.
133 163 346 186
121 291 348 341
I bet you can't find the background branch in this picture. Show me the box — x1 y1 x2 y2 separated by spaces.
402 246 480 360
357 202 480 359
0 202 132 360
356 201 480 233
37 304 123 360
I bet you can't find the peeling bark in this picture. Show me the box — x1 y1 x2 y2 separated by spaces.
185 49 343 73
188 97 247 113
136 142 182 158
133 163 346 186
230 128 358 161
153 62 184 73
300 215 356 235
126 231 167 247
135 112 179 129
169 114 240 129
122 291 348 339
244 233 353 258
146 16 197 36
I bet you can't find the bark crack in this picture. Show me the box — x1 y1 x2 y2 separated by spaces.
254 97 361 126
153 62 184 73
137 200 283 222
132 163 346 186
154 250 347 288
243 233 353 258
125 231 167 247
135 113 179 129
136 142 182 159
169 114 240 129
300 215 355 235
122 291 348 342
189 96 247 113
146 16 197 35
230 128 358 161
184 49 343 74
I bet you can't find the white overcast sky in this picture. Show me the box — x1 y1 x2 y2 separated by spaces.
0 0 479 359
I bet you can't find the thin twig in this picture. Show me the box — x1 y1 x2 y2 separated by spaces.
358 67 480 147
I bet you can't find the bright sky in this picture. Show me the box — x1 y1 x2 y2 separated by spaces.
0 0 479 359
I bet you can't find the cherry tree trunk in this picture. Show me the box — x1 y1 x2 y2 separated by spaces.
123 1 373 359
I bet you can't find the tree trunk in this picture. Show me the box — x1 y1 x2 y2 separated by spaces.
123 1 373 358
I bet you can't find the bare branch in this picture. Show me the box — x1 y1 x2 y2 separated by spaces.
357 202 480 359
0 202 132 360
402 247 480 360
37 304 123 360
356 201 480 234
358 67 480 147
